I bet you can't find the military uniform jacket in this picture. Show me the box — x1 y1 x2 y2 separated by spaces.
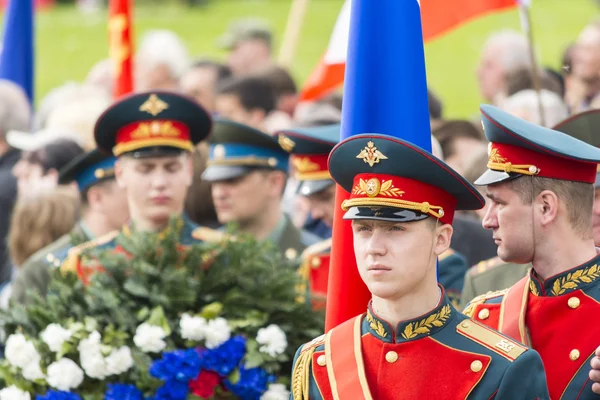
277 215 320 262
464 254 600 399
460 257 531 309
61 215 204 283
437 248 469 308
298 238 332 309
291 290 549 400
11 222 89 304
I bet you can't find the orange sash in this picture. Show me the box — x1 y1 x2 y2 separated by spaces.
498 276 531 346
325 315 373 400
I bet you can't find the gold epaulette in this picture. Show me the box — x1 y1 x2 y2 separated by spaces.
456 319 528 361
462 289 507 317
469 256 503 276
438 248 456 262
300 238 332 259
292 335 326 400
192 226 227 243
60 230 119 273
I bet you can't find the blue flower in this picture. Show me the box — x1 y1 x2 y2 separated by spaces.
149 348 202 382
225 366 275 400
150 380 189 400
105 384 143 400
36 391 82 400
201 336 246 377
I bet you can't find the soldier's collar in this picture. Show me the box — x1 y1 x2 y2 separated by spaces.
364 286 454 343
529 253 600 297
122 215 185 239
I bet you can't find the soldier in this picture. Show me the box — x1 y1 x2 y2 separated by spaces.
61 91 213 283
275 124 338 306
460 109 600 308
11 149 129 303
290 133 549 399
463 105 600 399
202 118 319 261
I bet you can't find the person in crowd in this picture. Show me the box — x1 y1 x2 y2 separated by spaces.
180 60 232 113
0 187 80 307
503 67 564 99
432 120 487 176
11 149 129 304
135 30 190 92
218 19 273 76
477 30 531 104
0 81 31 285
9 136 85 198
568 20 600 112
215 76 277 132
501 89 569 128
202 118 319 261
184 142 220 228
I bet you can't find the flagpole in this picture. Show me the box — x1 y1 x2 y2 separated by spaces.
518 1 545 126
278 0 311 68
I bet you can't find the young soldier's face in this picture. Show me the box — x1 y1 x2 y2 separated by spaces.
351 218 450 301
483 183 535 263
115 153 193 226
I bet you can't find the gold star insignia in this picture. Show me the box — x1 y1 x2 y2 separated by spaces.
139 94 169 116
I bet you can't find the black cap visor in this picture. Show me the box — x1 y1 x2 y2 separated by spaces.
343 206 430 223
474 169 524 186
297 179 334 197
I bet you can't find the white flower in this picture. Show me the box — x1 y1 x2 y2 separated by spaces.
78 331 108 379
46 358 84 391
180 313 207 341
204 317 231 349
5 334 40 369
256 325 287 357
105 346 134 375
133 323 167 353
0 385 31 400
41 323 72 353
260 383 290 400
22 361 45 381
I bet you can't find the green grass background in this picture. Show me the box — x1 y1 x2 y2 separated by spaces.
16 0 600 117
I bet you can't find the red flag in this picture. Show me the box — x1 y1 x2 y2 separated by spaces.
300 0 517 102
108 0 134 98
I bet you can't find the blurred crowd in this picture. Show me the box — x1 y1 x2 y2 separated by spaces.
1 16 599 309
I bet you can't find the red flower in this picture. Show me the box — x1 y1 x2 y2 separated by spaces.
189 369 221 398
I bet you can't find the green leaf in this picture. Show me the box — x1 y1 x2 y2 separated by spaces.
147 306 172 336
200 302 223 319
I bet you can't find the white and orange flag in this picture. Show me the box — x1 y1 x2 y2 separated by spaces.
300 0 518 102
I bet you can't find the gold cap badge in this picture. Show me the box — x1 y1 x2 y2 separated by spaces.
356 141 388 167
139 94 169 116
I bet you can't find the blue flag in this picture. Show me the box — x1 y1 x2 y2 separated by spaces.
0 0 34 103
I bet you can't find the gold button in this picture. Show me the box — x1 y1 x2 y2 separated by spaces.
317 355 326 366
311 257 322 268
471 360 483 372
570 349 580 361
461 321 470 329
568 297 580 309
385 351 398 363
478 308 490 320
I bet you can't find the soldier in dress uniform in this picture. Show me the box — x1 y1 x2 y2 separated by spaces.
60 91 213 283
463 105 600 399
290 133 549 400
274 124 338 307
460 109 600 308
202 118 319 261
11 149 129 303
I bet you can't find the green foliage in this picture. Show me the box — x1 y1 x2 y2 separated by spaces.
0 217 324 392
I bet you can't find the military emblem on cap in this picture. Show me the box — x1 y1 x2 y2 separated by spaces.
329 134 484 224
356 141 388 167
139 94 169 116
274 124 340 196
94 91 212 158
475 105 600 186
